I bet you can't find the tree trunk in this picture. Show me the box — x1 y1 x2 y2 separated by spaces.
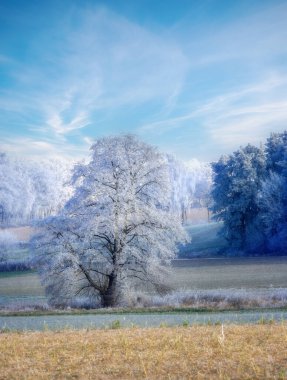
102 274 119 307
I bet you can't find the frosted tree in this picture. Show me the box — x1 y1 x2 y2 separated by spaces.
167 156 194 222
0 153 72 226
0 153 34 225
265 131 287 174
32 135 188 307
211 144 266 251
191 161 213 219
258 131 287 252
258 172 287 251
27 159 73 220
167 156 212 222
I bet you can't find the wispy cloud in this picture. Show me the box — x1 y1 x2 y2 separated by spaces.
138 72 287 157
1 7 188 136
0 136 87 161
139 75 287 129
183 2 287 68
1 1 287 161
137 0 287 159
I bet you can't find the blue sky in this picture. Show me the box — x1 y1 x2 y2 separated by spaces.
1 0 287 162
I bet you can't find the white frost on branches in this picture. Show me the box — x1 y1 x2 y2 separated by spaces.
168 155 212 221
32 135 189 307
0 153 72 226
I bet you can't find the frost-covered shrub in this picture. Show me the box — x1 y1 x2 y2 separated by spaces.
2 301 51 312
129 289 287 309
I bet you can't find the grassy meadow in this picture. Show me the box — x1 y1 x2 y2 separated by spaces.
0 324 286 379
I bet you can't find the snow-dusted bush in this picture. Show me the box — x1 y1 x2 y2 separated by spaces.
1 301 51 312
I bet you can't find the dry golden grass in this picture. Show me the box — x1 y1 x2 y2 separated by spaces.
0 324 287 379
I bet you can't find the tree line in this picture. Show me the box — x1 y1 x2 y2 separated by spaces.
0 153 72 226
0 151 211 228
211 131 287 254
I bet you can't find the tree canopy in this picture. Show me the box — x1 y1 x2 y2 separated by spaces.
32 135 188 307
211 131 287 254
0 153 72 226
211 144 266 251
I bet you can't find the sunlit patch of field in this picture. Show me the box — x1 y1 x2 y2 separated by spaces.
0 324 287 379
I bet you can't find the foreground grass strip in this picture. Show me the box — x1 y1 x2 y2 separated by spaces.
0 324 287 379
